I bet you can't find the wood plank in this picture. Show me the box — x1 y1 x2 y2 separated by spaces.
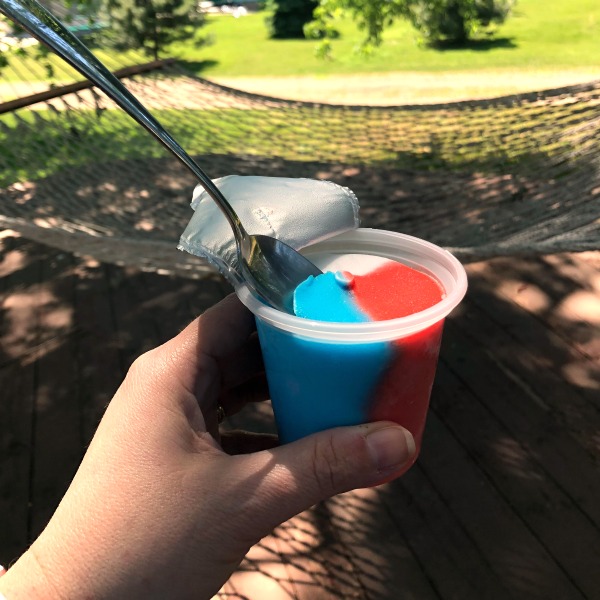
271 514 358 600
467 254 600 360
380 465 514 599
221 492 372 599
418 410 585 600
140 270 227 345
462 276 599 409
4 239 599 600
542 252 600 291
283 502 370 599
0 236 50 368
433 359 600 598
0 235 42 562
185 275 234 322
29 251 83 538
454 283 599 439
0 361 35 565
442 302 600 526
323 489 441 599
106 264 161 372
72 259 123 444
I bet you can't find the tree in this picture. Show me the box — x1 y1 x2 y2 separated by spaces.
306 0 515 54
406 0 515 45
101 0 204 60
267 0 319 39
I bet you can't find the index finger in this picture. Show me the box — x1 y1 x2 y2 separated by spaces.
156 293 256 391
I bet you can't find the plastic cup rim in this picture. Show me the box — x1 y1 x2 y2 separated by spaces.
236 229 468 342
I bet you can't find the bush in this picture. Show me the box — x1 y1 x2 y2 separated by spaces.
406 0 515 45
267 0 319 39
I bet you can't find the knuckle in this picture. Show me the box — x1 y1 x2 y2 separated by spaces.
127 350 154 379
309 436 346 496
124 348 163 388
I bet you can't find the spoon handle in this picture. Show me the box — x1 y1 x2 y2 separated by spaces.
0 0 245 238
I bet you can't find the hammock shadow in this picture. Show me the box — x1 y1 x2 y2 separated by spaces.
2 68 598 266
1 233 598 599
3 146 596 271
221 253 599 599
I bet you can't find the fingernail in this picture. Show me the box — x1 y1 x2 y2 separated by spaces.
366 426 416 471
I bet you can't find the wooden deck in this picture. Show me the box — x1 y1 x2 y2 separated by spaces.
1 232 599 599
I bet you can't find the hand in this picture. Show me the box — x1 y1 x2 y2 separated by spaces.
0 294 415 600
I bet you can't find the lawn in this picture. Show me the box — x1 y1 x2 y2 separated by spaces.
0 0 597 186
0 47 144 83
0 92 587 188
174 0 600 77
2 0 600 83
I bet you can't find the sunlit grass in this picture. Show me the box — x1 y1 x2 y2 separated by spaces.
175 0 600 77
3 0 599 83
0 97 584 188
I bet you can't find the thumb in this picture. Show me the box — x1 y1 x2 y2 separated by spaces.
236 422 416 535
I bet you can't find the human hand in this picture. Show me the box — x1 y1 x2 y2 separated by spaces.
0 294 415 600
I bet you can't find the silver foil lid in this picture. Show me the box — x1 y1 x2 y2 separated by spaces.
178 175 360 286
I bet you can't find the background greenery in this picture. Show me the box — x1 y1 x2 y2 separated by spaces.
0 92 582 188
2 0 599 82
177 0 600 77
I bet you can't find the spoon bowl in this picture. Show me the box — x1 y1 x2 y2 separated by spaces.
0 0 322 313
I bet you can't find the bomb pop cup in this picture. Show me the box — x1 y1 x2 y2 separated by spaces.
237 229 467 461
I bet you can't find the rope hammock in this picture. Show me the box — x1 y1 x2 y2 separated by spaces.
1 56 598 278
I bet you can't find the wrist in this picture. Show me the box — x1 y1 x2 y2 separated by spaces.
0 549 61 600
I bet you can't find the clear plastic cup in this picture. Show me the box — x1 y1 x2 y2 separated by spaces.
236 228 468 460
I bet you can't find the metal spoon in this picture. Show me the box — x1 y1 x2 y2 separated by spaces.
0 0 322 313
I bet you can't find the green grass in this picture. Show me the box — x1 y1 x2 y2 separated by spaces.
0 95 589 187
0 48 143 83
4 0 598 82
2 0 597 186
172 0 600 77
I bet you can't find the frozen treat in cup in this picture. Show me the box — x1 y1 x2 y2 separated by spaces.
236 228 467 460
179 176 467 464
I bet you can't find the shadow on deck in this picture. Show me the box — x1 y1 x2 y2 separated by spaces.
1 233 598 599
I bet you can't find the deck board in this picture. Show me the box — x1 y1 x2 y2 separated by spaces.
380 466 514 599
1 233 599 599
442 312 600 517
29 251 82 538
73 260 124 443
418 411 585 600
433 362 599 598
0 236 44 560
0 361 34 563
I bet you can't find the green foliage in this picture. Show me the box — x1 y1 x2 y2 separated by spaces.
406 0 515 45
309 0 515 53
4 1 600 81
306 0 406 56
101 0 205 59
266 0 319 39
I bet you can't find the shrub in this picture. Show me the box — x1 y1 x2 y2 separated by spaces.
407 0 515 45
267 0 319 39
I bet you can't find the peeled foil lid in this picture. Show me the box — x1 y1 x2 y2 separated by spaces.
178 175 360 286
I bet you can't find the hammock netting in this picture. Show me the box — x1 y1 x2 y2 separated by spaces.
1 54 598 277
